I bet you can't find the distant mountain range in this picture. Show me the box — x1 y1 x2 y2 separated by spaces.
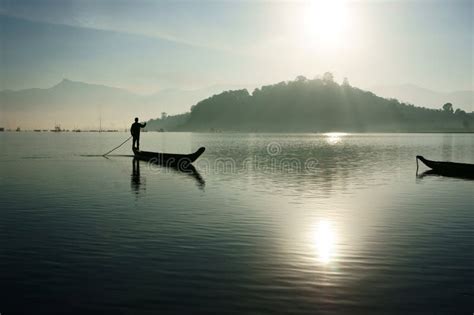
371 84 473 112
0 79 251 129
1 79 471 130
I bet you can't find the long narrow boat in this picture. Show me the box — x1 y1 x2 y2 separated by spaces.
133 147 205 167
416 155 474 177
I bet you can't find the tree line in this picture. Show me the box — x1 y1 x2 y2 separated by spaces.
147 74 473 132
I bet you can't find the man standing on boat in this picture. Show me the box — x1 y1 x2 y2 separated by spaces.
130 117 146 151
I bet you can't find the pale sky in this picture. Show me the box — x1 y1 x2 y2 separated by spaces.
0 0 472 93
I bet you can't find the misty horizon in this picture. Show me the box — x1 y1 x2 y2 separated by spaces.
1 75 473 130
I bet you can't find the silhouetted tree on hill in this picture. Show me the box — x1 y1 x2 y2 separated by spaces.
442 102 454 113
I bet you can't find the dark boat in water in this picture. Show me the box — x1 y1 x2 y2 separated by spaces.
416 155 474 178
133 147 205 167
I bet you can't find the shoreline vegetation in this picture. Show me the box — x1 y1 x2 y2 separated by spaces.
1 130 473 134
147 74 473 133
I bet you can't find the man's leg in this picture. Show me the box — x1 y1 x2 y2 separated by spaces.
136 137 140 151
132 137 137 150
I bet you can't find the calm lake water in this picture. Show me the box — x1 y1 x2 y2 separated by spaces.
0 132 473 314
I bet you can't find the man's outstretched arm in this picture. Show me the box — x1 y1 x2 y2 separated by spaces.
141 122 147 128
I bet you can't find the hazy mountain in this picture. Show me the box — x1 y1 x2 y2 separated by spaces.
371 84 473 112
1 79 144 130
172 78 473 132
0 79 248 130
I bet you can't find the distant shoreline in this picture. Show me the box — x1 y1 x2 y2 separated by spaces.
1 130 473 134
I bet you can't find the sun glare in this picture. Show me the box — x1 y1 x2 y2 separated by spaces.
302 0 349 49
312 220 337 264
324 132 348 145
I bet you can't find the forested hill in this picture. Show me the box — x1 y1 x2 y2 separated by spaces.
149 75 473 132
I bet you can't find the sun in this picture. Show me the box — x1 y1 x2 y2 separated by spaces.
302 0 349 49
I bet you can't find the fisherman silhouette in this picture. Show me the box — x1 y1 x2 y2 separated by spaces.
130 117 146 151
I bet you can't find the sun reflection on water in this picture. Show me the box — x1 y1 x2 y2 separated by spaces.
324 132 347 145
312 220 337 264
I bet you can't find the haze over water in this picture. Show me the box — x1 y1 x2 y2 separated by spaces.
1 132 472 314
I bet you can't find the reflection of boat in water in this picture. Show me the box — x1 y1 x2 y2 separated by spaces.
132 157 205 190
167 163 206 189
133 147 205 167
416 155 474 179
131 158 145 194
417 169 474 181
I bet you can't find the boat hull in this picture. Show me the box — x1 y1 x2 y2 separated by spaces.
133 147 205 167
416 155 474 177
